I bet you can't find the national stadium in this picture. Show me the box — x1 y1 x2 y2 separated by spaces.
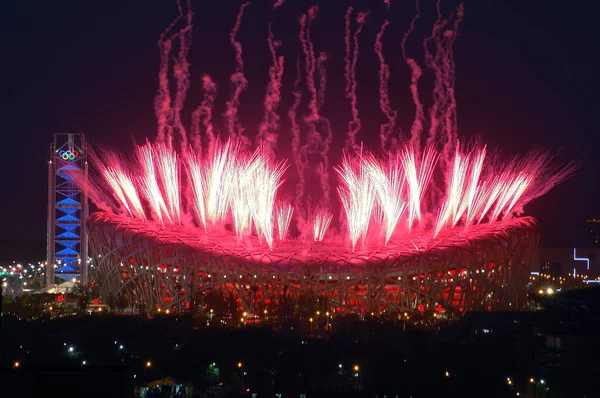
71 1 567 318
88 213 539 315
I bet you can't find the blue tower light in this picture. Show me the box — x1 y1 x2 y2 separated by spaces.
46 133 89 286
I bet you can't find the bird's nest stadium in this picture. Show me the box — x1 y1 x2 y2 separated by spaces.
88 212 539 316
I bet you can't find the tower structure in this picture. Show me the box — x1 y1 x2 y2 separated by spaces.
46 133 89 287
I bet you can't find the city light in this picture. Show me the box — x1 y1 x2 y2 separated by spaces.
146 361 152 368
573 248 590 270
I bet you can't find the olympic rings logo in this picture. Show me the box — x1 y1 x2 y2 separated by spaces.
59 149 79 161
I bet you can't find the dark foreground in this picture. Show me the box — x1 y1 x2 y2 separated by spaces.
1 298 600 398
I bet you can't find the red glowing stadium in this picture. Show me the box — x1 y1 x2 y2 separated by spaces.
88 213 539 315
82 1 567 316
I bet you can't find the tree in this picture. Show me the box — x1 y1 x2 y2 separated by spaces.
204 363 220 385
116 294 128 311
106 294 117 310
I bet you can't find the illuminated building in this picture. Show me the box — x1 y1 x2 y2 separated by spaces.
46 133 89 286
88 213 539 315
586 218 600 247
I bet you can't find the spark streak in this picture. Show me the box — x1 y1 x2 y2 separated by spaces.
276 203 294 240
313 210 333 242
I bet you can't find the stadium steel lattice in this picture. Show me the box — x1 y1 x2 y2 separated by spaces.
88 212 539 315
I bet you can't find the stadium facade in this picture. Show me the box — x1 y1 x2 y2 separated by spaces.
88 212 539 315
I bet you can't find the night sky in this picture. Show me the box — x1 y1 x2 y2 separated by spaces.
2 0 599 262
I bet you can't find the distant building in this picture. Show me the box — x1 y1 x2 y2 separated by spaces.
587 219 600 247
537 248 599 278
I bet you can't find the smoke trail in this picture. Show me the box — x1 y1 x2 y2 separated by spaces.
424 1 464 171
190 75 217 157
257 22 285 151
424 2 443 151
289 56 305 231
225 2 250 148
154 1 184 147
299 10 318 123
401 1 424 152
172 2 194 155
345 10 369 150
317 51 333 211
440 4 464 169
343 7 352 102
316 52 327 109
273 0 285 9
299 7 332 210
384 0 391 11
374 20 398 151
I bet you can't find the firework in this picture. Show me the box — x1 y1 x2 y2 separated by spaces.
276 203 294 240
86 1 573 255
313 210 333 242
336 153 376 251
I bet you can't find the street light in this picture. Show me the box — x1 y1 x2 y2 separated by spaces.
144 361 152 383
309 317 313 333
529 378 535 383
13 361 20 368
238 362 244 390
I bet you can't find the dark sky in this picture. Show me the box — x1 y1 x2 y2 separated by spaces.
2 0 599 262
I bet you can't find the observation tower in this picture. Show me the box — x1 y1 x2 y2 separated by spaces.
46 133 89 287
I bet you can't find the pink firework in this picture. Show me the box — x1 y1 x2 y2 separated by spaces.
336 153 376 251
204 140 236 225
243 148 288 249
434 145 484 237
155 144 181 224
365 154 407 245
276 202 294 240
229 157 253 242
86 2 575 256
137 143 171 224
313 210 333 242
401 146 439 230
103 166 146 220
186 151 208 231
